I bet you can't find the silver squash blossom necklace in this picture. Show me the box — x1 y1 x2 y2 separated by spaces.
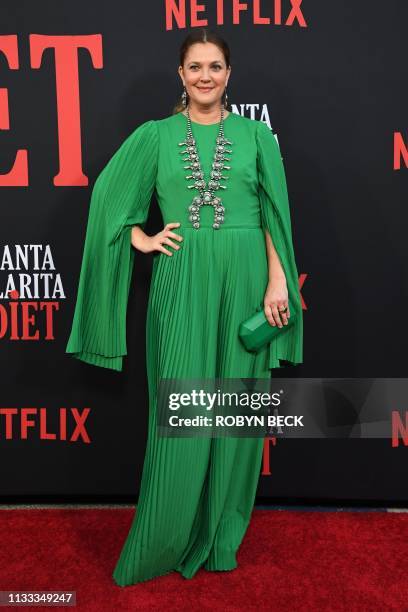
178 105 233 229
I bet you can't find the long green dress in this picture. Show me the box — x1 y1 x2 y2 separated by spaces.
65 111 303 585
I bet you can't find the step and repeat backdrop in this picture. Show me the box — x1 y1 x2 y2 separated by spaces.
0 1 407 502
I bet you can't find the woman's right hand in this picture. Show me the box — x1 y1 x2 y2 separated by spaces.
132 222 183 256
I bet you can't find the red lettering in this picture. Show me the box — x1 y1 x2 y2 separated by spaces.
394 132 408 170
262 436 277 475
0 36 28 186
391 410 408 447
30 34 103 186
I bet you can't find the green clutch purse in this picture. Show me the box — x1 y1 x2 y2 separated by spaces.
239 299 297 353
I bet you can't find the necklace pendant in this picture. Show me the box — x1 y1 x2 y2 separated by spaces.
182 105 233 229
202 191 212 205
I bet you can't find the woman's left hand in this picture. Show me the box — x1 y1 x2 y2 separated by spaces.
263 277 290 328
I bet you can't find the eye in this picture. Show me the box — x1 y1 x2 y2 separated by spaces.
189 64 222 70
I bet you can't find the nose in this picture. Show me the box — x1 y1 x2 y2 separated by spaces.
198 68 212 82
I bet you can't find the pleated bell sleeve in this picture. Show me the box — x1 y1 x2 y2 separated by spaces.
65 119 159 371
256 120 303 368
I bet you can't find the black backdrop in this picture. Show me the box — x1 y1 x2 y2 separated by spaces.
0 1 407 503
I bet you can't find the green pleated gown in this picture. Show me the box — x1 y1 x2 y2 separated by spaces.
65 111 303 586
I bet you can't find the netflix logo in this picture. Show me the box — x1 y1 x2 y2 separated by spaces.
165 0 308 30
394 132 408 170
0 407 91 443
392 411 408 448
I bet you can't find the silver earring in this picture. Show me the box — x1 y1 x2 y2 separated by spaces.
224 86 228 109
182 85 187 108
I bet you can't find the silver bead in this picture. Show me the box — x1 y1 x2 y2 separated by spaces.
183 105 232 229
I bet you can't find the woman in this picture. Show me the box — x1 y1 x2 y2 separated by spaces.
66 28 303 585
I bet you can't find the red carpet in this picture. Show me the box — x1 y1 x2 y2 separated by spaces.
0 508 407 611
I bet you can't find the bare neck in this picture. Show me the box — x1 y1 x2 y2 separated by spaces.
181 107 230 124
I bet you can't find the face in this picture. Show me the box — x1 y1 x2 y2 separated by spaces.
178 42 231 109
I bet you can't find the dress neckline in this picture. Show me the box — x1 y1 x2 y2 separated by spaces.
178 111 232 127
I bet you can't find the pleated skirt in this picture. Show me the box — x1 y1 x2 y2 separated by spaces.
113 226 271 586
